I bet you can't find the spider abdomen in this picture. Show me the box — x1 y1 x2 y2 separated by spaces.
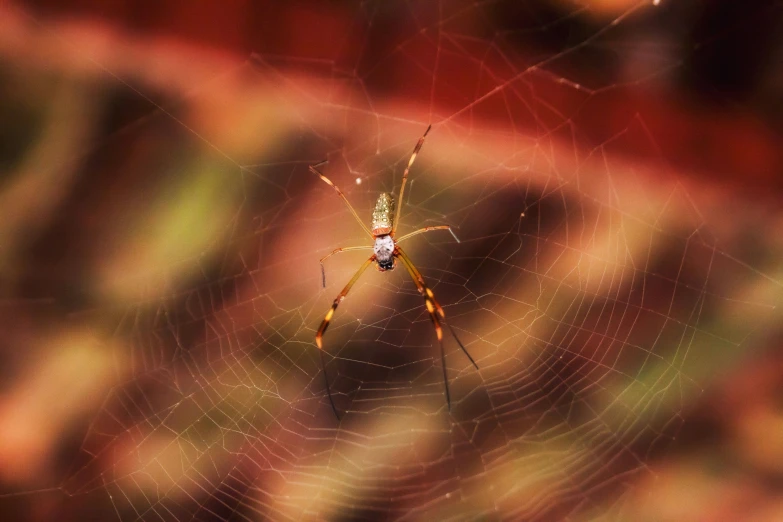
371 193 394 236
373 235 395 270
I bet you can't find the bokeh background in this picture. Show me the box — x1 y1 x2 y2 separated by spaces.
1 1 783 520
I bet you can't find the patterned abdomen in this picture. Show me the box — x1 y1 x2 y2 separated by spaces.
371 193 394 236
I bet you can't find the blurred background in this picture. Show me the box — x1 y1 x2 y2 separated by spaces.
1 0 782 520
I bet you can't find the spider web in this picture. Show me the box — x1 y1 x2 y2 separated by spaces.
0 1 781 520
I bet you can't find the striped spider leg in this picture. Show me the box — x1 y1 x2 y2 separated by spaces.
312 126 477 419
395 246 478 410
315 255 374 420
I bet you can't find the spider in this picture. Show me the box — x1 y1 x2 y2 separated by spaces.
312 125 478 419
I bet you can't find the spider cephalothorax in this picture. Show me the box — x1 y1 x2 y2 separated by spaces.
373 235 396 270
310 125 477 419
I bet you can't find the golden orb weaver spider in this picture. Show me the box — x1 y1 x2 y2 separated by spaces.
312 125 478 419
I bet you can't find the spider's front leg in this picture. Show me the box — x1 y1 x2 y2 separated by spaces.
395 247 478 411
316 255 375 419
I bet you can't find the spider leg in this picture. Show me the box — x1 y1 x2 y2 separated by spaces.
316 255 375 419
397 248 478 366
395 247 478 411
320 245 373 288
391 125 431 237
397 248 478 368
310 161 374 239
319 350 338 420
395 225 460 244
395 251 452 409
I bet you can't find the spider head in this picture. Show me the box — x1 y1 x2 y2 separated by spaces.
376 257 396 271
373 235 396 271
